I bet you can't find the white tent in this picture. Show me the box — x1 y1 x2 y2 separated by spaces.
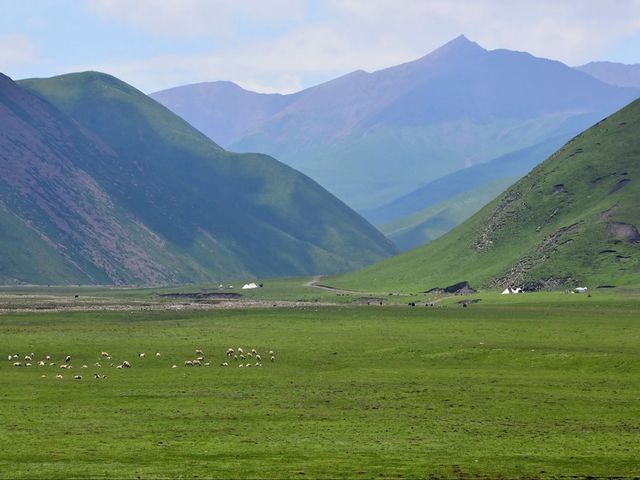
501 287 523 295
242 282 258 290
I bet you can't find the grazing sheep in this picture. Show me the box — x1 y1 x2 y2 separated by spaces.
233 355 238 361
255 354 261 363
268 350 274 356
192 360 202 367
247 352 253 358
100 352 109 357
95 362 102 368
204 362 211 367
60 364 68 369
7 355 12 361
237 347 244 355
138 353 145 358
116 365 123 369
74 375 82 380
25 363 32 367
45 355 51 361
270 356 275 362
65 355 71 363
251 349 257 355
155 352 161 357
121 361 131 368
13 362 21 367
245 363 252 368
238 364 244 368
184 360 193 367
195 349 204 356
220 362 229 367
38 361 45 366
94 373 106 379
41 374 47 378
172 365 177 368
226 348 234 357
196 356 204 361
49 362 56 367
255 363 262 367
239 354 245 360
24 355 32 362
56 374 63 379
12 354 18 360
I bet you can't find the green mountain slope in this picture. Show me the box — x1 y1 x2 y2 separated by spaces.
380 177 517 251
0 72 394 284
331 98 640 292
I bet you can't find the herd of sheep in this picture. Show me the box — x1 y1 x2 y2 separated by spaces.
6 347 276 380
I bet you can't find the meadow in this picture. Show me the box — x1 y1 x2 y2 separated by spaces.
0 290 639 479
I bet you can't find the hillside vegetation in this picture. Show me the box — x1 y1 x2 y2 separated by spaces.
0 72 394 285
331 98 640 292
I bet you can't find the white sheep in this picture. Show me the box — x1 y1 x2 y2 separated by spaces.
192 360 202 367
172 364 177 368
255 354 261 363
138 353 145 358
100 352 109 357
65 355 71 363
220 362 229 367
56 374 63 379
24 355 32 361
226 348 234 357
268 350 275 356
185 360 193 367
74 375 82 380
13 362 21 367
121 361 131 368
38 361 45 366
195 349 204 356
155 352 161 357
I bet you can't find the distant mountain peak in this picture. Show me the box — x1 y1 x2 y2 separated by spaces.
437 34 485 53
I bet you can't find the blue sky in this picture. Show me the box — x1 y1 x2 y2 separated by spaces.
1 0 640 93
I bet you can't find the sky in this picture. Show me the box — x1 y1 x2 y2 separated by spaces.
1 0 640 94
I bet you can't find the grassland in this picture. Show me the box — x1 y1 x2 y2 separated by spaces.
0 286 638 479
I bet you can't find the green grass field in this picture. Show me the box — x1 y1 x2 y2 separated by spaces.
1 290 639 479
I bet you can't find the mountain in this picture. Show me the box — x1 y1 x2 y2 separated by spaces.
364 134 575 250
576 62 640 89
150 81 297 146
153 36 639 212
379 176 517 251
329 98 640 292
0 72 394 285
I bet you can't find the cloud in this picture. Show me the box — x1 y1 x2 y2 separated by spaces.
87 0 306 39
0 33 38 71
